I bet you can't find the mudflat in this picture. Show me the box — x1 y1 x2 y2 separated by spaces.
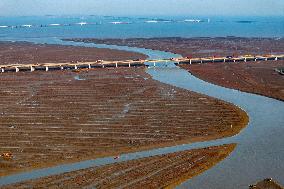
0 67 248 176
2 144 236 189
181 61 284 101
66 37 284 58
0 41 147 65
250 179 284 189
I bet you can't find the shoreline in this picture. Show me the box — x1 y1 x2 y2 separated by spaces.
64 37 284 58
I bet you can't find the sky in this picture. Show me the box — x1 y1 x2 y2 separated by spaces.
0 0 283 17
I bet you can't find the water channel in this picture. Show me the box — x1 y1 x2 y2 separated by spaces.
0 37 283 188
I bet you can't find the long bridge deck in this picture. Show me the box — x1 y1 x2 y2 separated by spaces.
0 54 283 73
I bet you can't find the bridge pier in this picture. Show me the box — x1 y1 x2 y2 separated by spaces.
30 66 35 72
1 55 283 74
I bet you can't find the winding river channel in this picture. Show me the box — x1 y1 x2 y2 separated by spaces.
0 38 283 189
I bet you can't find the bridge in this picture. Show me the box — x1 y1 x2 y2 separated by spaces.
0 54 283 73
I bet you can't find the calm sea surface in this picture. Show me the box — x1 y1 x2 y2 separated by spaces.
0 15 283 40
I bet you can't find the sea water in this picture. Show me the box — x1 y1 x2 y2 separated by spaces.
0 15 283 40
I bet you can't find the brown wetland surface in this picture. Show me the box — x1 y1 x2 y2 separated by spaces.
2 144 236 189
0 67 247 177
0 41 147 65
